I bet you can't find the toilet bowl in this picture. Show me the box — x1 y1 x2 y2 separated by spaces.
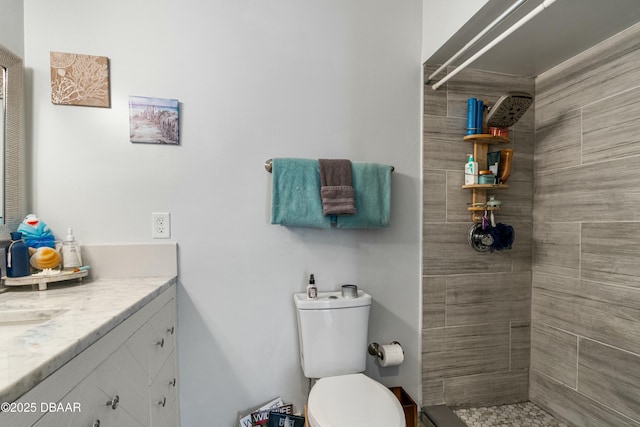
307 373 405 427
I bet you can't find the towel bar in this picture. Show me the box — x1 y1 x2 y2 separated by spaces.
264 158 394 173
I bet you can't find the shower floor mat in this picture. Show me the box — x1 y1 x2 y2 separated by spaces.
453 401 568 427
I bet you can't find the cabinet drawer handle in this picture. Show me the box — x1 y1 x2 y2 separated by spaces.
158 397 167 407
169 378 176 387
167 326 175 335
156 338 165 348
92 420 101 427
106 395 119 410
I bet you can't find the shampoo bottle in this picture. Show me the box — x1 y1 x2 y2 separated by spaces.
464 154 479 185
62 228 82 270
306 274 317 299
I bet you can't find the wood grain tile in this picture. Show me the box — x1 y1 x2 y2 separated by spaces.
445 170 470 223
446 272 531 327
422 323 509 381
424 64 447 117
423 115 469 170
446 67 535 121
423 170 446 223
534 109 581 172
582 222 640 288
533 272 640 355
579 338 640 422
536 22 640 124
421 379 444 407
531 369 640 427
423 223 513 276
510 321 531 371
423 276 445 329
444 370 528 408
531 324 577 388
533 155 640 223
583 85 640 164
533 222 580 278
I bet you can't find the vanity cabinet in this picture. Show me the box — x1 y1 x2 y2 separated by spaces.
3 284 178 427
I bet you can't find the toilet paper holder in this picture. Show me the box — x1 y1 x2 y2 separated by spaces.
368 341 403 358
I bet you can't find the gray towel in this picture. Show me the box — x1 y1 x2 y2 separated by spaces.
319 159 356 216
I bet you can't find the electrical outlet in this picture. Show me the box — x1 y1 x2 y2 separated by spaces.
152 212 171 239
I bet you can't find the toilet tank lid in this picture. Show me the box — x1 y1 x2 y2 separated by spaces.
294 291 371 310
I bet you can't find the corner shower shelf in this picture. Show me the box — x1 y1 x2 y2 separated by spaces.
462 134 510 222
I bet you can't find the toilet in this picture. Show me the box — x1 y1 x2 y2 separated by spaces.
294 290 405 427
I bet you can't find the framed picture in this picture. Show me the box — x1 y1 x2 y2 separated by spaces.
50 51 110 107
129 96 179 145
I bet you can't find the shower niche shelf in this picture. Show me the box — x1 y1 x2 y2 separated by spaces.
463 134 509 223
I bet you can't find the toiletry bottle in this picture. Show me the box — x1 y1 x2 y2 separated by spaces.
62 228 82 270
464 154 479 185
6 232 30 277
307 274 317 299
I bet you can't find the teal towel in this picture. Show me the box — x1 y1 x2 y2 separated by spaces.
336 162 391 229
271 158 332 229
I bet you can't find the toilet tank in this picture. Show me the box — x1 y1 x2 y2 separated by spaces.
294 291 372 379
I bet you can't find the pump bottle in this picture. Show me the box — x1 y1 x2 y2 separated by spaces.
306 274 317 299
62 228 82 270
464 154 479 185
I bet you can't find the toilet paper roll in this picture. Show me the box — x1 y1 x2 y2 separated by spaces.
378 343 404 367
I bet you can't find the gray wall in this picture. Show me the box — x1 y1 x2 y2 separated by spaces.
422 66 534 407
24 1 423 425
531 21 640 426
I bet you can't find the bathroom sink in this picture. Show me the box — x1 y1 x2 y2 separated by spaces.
0 308 68 341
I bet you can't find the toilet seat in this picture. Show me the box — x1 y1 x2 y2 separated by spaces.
307 373 405 427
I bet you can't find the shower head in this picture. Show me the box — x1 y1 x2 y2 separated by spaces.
486 92 533 128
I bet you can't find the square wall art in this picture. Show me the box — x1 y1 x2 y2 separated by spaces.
129 96 180 145
50 51 110 107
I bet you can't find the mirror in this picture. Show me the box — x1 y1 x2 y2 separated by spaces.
0 43 24 234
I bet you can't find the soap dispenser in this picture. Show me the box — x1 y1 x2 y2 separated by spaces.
306 274 317 299
62 228 82 270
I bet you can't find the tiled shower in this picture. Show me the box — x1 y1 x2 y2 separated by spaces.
423 21 640 426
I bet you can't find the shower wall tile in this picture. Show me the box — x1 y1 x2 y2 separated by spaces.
446 67 535 120
445 171 469 223
445 370 529 408
533 222 580 278
423 170 446 223
423 115 469 170
422 379 444 406
582 222 640 288
445 272 531 327
423 276 445 329
534 109 581 172
510 321 531 371
510 222 533 273
532 272 640 355
423 64 534 408
422 323 509 381
530 370 640 427
533 155 640 223
532 21 640 425
531 324 577 388
578 338 640 422
583 85 640 164
424 65 447 117
535 22 640 124
423 223 513 276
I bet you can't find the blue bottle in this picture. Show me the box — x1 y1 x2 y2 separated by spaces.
6 232 30 277
466 98 477 135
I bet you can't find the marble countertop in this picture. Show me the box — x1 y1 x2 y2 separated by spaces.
0 275 176 404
